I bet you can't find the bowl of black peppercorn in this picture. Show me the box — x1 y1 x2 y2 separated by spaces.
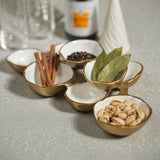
59 39 103 69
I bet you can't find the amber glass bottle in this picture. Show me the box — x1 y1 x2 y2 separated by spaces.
64 0 98 40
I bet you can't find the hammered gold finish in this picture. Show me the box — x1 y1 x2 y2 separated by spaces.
7 60 26 73
93 94 152 136
83 66 128 90
64 93 95 112
25 81 66 97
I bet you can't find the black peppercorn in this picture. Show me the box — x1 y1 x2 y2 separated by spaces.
67 51 96 61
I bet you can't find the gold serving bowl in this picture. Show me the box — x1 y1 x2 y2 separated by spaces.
83 60 128 90
64 82 110 112
7 48 41 73
59 39 103 69
23 62 75 97
93 94 152 136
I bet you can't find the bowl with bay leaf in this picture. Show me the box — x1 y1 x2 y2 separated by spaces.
83 47 130 90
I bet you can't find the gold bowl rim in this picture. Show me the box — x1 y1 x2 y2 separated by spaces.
93 94 152 129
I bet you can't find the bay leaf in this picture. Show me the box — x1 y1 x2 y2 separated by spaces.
107 47 122 63
97 54 131 83
92 50 107 80
92 47 123 80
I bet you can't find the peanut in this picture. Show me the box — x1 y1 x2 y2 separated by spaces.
131 103 140 111
136 118 142 124
110 100 121 106
97 109 105 119
138 111 145 121
129 120 138 126
99 118 108 123
117 112 127 119
126 115 136 125
124 108 135 116
124 100 131 106
102 114 110 122
112 117 125 126
110 122 117 126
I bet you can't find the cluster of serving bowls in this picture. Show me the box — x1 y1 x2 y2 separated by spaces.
6 39 152 136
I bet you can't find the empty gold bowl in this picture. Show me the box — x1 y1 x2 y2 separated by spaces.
6 43 66 73
119 61 143 88
23 62 75 97
64 82 110 112
59 39 103 69
83 60 128 90
7 48 41 73
93 95 152 136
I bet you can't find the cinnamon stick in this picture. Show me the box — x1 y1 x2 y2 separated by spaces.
41 52 52 86
51 54 60 85
34 52 46 87
49 45 55 76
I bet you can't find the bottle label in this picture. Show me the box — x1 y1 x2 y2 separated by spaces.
65 0 98 37
73 12 89 28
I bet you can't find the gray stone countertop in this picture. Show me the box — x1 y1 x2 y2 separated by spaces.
0 0 160 159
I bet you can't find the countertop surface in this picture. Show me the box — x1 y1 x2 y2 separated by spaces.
0 0 160 160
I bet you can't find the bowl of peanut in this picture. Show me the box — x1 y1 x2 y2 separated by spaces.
94 95 152 136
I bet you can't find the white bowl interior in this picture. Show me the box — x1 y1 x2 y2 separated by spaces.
84 60 95 81
55 42 66 53
24 63 74 87
123 61 142 81
7 49 41 66
66 82 107 104
94 95 150 120
60 40 103 59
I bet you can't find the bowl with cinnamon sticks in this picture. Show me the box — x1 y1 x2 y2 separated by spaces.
23 45 75 97
59 39 103 69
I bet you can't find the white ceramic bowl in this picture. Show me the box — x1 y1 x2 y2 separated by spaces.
7 48 41 73
65 82 109 112
66 82 107 104
59 39 103 69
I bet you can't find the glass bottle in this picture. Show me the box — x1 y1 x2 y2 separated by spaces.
64 0 98 40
